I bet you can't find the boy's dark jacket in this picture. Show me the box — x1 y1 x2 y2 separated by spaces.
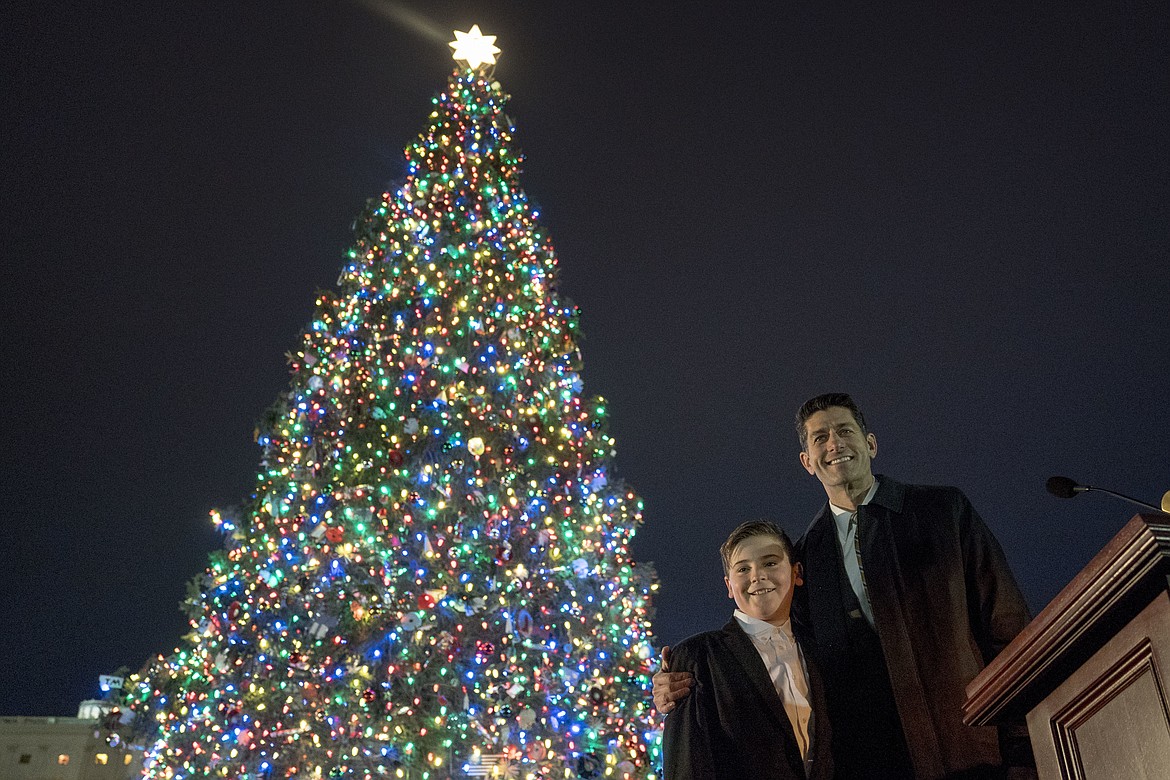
662 618 834 780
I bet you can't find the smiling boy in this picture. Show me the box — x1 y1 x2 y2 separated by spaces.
662 521 833 780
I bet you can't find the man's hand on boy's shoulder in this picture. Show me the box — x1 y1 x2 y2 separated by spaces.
652 646 695 714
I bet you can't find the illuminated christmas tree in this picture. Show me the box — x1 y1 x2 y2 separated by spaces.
125 26 661 780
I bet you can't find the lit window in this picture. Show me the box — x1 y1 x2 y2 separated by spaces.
58 754 71 765
124 754 134 765
95 753 109 765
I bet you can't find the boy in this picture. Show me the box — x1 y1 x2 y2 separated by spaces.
662 521 833 780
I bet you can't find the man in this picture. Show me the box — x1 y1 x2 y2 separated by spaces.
654 393 1034 778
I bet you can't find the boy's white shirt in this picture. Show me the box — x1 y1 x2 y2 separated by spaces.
733 610 813 765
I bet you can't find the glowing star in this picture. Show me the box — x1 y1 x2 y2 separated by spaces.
449 25 500 69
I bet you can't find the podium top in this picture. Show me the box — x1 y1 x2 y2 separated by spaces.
964 513 1170 725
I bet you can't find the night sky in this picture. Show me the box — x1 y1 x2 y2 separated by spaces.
4 1 1167 717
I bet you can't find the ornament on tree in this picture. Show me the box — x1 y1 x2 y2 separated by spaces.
436 630 458 654
307 613 338 639
577 753 603 779
518 707 536 728
515 609 534 637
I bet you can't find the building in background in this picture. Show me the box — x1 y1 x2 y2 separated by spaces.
1 688 143 780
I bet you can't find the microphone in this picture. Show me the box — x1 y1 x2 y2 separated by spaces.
1046 476 1164 514
1045 476 1085 499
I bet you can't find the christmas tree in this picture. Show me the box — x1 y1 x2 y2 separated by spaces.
124 26 661 780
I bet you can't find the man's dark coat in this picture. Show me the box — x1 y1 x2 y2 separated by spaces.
796 475 1032 779
663 617 834 780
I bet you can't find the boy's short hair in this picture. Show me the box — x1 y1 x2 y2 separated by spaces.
719 520 795 574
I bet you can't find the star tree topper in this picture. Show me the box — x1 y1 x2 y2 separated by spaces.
449 25 500 69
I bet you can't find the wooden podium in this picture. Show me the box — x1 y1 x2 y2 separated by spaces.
963 514 1170 779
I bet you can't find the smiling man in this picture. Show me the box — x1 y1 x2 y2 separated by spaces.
656 393 1035 779
793 393 1033 778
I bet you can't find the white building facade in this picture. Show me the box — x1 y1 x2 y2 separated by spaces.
0 707 143 780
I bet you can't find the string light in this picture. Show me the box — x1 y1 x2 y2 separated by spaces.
124 32 661 780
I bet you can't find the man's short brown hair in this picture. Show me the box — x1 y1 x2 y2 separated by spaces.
795 392 869 451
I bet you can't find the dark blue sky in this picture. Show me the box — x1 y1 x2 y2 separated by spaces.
3 0 1167 716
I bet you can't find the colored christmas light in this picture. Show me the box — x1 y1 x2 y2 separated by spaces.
123 28 661 780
